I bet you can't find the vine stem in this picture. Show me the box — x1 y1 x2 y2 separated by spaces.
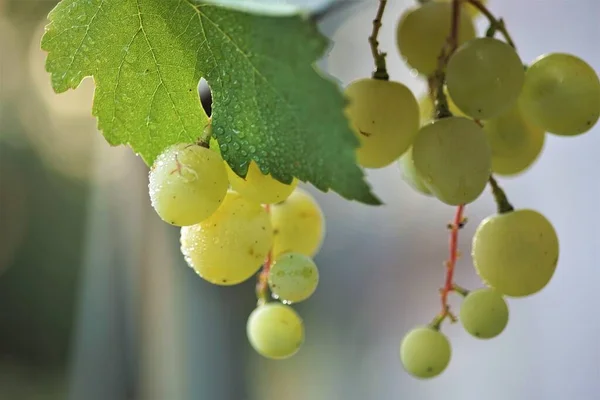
489 176 514 214
368 0 389 80
466 0 516 47
256 204 272 306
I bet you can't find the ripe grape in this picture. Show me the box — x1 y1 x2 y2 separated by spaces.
460 288 509 339
412 117 491 205
180 191 272 286
520 53 600 136
268 253 319 303
271 189 324 258
398 147 431 196
472 209 560 297
344 78 420 168
400 327 451 379
396 2 476 77
439 0 488 18
483 102 546 176
446 38 525 119
148 143 228 226
418 90 464 125
226 161 298 205
246 303 304 360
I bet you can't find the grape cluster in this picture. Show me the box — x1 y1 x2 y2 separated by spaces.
344 0 598 379
148 141 325 360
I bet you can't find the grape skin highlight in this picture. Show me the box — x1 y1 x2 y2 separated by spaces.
226 161 298 205
400 327 451 379
412 117 491 205
460 288 509 339
472 209 560 297
180 191 273 286
148 143 229 226
446 37 525 119
520 53 600 136
268 253 319 304
247 303 304 360
345 78 420 169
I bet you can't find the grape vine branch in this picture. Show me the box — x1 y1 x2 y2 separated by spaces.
467 0 516 47
369 0 390 80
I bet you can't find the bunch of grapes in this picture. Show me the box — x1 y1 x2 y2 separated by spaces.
148 138 325 360
344 0 599 379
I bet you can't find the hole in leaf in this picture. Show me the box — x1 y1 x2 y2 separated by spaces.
198 78 212 117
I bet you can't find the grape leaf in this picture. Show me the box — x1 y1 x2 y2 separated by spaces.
41 0 380 204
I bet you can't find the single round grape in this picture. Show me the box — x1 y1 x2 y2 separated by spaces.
400 327 451 379
247 303 304 360
180 191 273 286
418 90 464 126
148 143 229 226
460 288 509 339
412 117 491 205
520 53 600 136
344 78 420 168
396 2 476 77
271 188 324 258
398 147 431 196
226 161 298 205
483 102 546 176
268 253 319 303
472 209 560 297
446 37 525 119
438 0 488 18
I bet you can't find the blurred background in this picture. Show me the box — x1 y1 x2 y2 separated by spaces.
0 0 599 399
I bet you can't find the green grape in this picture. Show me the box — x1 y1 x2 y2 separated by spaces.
438 0 488 18
268 253 319 303
520 53 600 136
483 102 546 176
446 37 525 119
418 90 464 126
460 288 509 339
396 2 476 77
246 303 304 360
271 188 324 258
148 143 229 226
472 209 560 297
344 78 420 168
226 161 298 205
180 191 273 286
412 117 491 205
400 327 451 379
398 147 431 196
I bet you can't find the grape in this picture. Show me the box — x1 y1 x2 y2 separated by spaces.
446 37 525 119
396 2 476 77
246 303 304 360
344 78 420 168
472 209 560 297
437 0 488 18
180 191 273 286
398 147 431 196
412 117 491 205
148 143 229 226
460 288 509 339
226 161 298 205
418 90 464 126
400 327 451 379
271 189 324 258
483 102 546 176
268 253 319 303
520 53 600 136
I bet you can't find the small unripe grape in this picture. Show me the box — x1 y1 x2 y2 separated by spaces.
400 327 451 379
247 303 304 359
226 161 298 205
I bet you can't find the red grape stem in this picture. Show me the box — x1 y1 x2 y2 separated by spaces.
369 0 390 80
466 0 516 48
256 204 273 306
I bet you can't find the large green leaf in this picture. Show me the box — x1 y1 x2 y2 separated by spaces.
41 0 380 204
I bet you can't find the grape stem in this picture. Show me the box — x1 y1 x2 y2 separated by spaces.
256 204 273 305
198 119 213 148
488 176 515 214
368 0 389 80
466 0 516 48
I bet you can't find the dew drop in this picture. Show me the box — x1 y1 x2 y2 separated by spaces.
220 144 229 152
233 142 241 150
249 146 256 153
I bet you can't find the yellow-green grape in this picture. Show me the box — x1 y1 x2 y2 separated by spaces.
460 288 509 339
412 117 491 205
268 253 319 303
520 53 600 136
396 2 476 77
446 38 525 119
398 147 431 196
271 188 324 258
226 161 298 205
472 209 560 297
437 0 488 18
400 327 451 379
483 102 546 176
180 191 272 286
246 303 304 360
148 143 228 226
344 78 420 168
418 91 464 126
